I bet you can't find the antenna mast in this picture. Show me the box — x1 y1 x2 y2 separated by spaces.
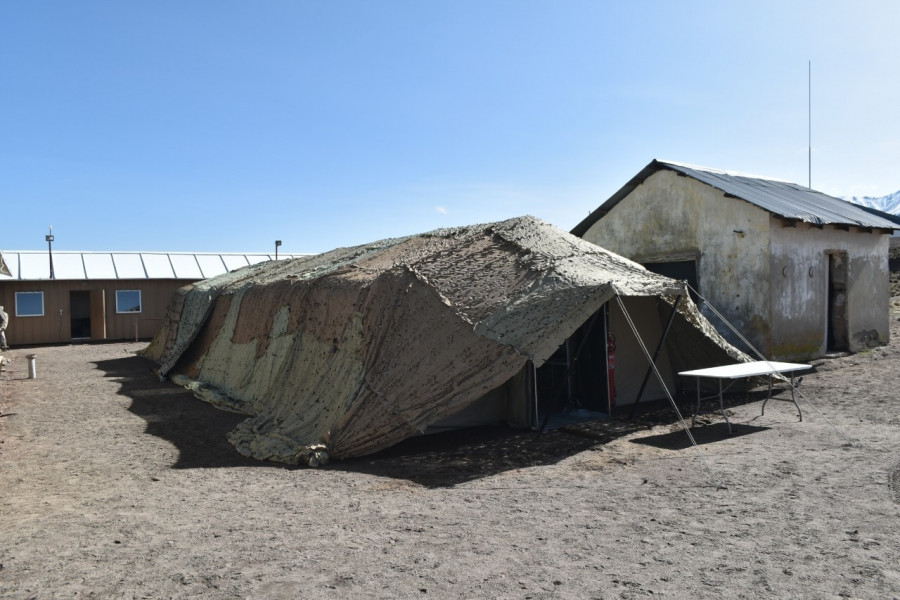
808 60 811 188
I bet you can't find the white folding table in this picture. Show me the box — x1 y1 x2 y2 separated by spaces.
678 361 811 433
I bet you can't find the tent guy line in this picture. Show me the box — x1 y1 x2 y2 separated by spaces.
614 293 726 491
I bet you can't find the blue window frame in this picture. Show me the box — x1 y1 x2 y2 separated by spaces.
15 291 44 317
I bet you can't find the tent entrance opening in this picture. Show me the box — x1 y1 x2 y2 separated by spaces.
535 306 610 426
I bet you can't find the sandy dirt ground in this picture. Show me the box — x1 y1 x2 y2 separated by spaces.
2 305 899 599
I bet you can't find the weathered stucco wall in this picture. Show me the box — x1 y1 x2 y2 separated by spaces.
770 221 890 358
581 170 772 356
581 170 892 361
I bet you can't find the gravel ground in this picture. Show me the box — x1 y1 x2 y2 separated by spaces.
1 308 899 599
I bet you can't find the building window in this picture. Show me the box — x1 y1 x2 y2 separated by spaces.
115 290 142 314
15 291 44 317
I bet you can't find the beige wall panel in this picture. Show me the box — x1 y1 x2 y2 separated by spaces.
0 279 191 345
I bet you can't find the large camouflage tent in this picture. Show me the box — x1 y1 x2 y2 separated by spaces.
143 216 747 466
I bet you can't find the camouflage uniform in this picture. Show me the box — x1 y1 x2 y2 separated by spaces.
0 305 8 350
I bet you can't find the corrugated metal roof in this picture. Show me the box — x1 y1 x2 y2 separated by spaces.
572 159 898 236
663 160 898 228
0 251 310 281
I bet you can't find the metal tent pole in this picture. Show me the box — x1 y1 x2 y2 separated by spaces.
629 294 683 418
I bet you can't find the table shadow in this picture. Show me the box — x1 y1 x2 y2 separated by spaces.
630 422 770 450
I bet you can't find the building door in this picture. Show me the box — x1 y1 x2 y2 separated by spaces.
826 251 849 352
643 260 700 303
90 289 107 340
69 289 107 340
70 291 91 338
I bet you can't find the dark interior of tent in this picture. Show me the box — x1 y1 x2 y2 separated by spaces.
535 304 611 428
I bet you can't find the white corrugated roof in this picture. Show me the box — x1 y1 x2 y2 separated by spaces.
0 251 310 281
169 254 204 279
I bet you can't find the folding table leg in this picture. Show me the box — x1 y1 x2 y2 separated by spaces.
761 374 803 421
761 375 774 416
692 376 700 427
719 378 732 434
790 374 803 421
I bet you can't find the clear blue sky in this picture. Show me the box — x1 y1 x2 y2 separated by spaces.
2 1 898 253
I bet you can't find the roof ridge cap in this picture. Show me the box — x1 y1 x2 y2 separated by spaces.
658 159 796 184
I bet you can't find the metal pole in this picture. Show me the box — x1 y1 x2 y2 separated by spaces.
46 227 55 280
613 294 725 488
629 294 683 418
603 304 611 414
532 362 539 430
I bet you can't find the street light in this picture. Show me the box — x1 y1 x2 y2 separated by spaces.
46 226 55 279
275 240 282 260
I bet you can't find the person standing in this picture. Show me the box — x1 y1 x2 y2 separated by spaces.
0 304 8 350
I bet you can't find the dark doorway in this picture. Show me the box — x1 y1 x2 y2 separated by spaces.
535 306 609 423
643 260 699 303
70 290 91 339
827 251 849 352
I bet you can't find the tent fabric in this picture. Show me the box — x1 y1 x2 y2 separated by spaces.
143 216 746 465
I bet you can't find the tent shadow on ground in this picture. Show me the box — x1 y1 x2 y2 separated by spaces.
98 354 637 476
94 354 782 480
333 422 639 488
332 404 774 487
95 355 283 470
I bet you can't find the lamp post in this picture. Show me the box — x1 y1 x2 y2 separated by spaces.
46 226 55 280
275 240 282 260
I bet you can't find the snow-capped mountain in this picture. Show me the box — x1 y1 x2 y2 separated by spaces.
843 191 900 216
